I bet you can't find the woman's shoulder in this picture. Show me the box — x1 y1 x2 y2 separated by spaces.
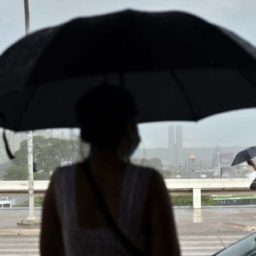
129 163 163 178
56 162 83 171
51 162 83 181
128 163 165 188
129 163 167 193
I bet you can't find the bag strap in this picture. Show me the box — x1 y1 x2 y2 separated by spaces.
83 161 145 256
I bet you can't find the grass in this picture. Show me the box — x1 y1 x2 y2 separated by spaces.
14 196 44 207
171 194 218 206
171 194 256 206
15 194 256 208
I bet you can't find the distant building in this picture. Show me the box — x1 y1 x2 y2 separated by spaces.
168 125 183 165
175 125 182 164
134 125 244 178
219 152 234 168
187 153 202 177
220 167 237 178
168 126 175 164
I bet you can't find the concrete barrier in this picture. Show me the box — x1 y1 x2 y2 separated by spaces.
0 179 252 208
165 179 252 208
0 180 49 193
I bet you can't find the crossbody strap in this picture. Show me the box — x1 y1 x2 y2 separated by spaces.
83 161 145 256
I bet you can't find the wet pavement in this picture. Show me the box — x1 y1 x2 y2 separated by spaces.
1 207 256 255
174 206 256 236
0 208 41 230
0 206 256 236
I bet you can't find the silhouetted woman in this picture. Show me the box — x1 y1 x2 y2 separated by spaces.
40 85 180 256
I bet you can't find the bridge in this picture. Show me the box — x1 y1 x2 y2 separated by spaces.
0 179 252 208
165 179 252 208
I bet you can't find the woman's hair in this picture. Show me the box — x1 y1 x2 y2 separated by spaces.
76 84 137 149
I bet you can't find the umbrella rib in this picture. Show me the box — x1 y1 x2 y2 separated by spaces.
239 69 256 96
14 86 39 131
119 72 125 87
169 71 198 120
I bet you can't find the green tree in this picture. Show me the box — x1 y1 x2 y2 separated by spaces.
4 136 82 180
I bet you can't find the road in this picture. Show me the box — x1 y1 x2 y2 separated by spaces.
0 207 256 255
0 234 248 256
0 236 38 256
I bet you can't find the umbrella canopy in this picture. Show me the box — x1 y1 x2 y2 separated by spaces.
1 9 256 131
231 146 256 166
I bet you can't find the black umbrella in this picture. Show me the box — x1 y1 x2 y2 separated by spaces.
232 147 256 192
1 9 256 131
231 146 256 166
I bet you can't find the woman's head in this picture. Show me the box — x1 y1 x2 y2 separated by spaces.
76 85 139 153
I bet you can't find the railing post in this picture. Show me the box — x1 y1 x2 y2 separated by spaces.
193 188 201 209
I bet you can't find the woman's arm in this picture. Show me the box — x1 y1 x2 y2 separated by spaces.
40 175 63 256
147 171 181 256
247 160 256 171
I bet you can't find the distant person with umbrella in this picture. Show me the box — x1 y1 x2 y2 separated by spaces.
232 147 256 190
40 85 181 256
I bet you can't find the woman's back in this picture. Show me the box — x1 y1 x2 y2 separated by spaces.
76 162 123 228
50 162 154 255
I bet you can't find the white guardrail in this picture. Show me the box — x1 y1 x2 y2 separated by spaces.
0 179 252 209
165 179 252 208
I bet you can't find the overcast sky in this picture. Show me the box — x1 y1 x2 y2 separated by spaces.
2 0 256 148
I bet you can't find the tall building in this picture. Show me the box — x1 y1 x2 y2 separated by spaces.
168 125 183 165
175 125 183 164
168 126 175 164
187 152 202 177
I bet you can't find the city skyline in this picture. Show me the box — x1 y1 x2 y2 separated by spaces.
138 108 256 149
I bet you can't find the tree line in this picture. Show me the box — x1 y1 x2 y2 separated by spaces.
4 136 82 180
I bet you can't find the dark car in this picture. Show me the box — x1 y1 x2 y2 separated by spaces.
214 232 256 256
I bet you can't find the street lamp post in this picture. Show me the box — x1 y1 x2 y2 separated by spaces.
27 131 35 220
24 0 36 221
17 0 38 225
24 0 30 35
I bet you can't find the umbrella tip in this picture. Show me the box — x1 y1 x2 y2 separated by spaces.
3 130 15 160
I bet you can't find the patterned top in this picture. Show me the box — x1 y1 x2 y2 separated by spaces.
52 163 154 256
